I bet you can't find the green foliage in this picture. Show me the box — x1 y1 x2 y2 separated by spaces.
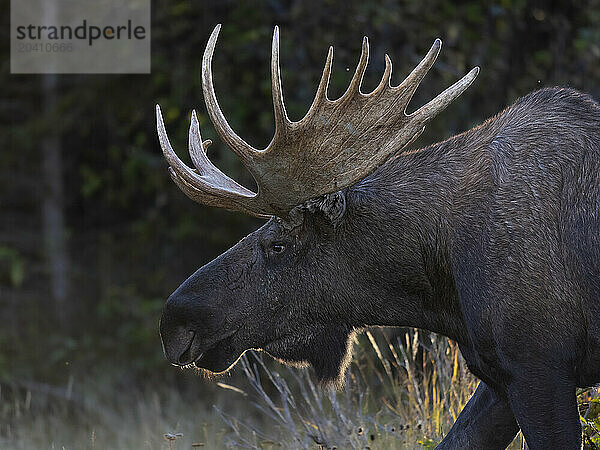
0 246 25 288
579 388 600 447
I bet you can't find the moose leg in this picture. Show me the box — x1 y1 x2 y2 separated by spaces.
506 369 581 450
436 381 519 449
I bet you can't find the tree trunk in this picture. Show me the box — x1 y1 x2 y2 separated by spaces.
41 0 69 324
42 73 69 325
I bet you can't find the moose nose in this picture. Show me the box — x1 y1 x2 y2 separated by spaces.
160 319 196 365
159 292 199 365
160 276 226 366
159 285 226 365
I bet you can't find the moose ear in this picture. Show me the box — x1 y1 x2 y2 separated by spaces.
304 191 346 225
321 191 347 224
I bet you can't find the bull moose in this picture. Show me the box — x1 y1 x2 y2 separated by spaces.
157 24 600 449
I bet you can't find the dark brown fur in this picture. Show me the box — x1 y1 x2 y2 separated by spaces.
161 87 600 449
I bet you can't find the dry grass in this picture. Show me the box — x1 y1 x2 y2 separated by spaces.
0 374 231 449
214 329 524 449
1 328 598 449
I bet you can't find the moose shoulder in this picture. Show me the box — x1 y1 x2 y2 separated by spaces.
157 25 600 450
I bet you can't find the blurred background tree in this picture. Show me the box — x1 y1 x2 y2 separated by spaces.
1 0 600 447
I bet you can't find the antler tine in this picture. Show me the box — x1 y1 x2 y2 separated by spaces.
304 46 334 118
395 39 442 110
187 110 217 179
156 105 207 189
370 53 393 96
157 104 258 204
202 24 259 164
271 26 289 132
411 66 480 124
343 36 370 98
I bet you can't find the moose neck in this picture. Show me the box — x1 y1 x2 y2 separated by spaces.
345 129 489 346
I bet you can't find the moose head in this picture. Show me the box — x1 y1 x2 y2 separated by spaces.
157 24 478 385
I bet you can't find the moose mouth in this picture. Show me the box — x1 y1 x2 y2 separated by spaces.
181 329 242 373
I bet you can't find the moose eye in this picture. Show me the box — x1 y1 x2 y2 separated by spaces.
271 243 285 254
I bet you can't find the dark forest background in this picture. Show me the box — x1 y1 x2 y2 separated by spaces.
2 0 600 447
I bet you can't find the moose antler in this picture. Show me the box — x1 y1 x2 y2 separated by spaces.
157 24 479 218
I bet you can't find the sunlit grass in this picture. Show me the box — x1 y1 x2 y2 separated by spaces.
212 329 597 449
213 329 499 449
1 329 598 449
